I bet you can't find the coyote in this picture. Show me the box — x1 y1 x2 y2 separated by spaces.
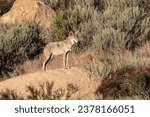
42 31 78 70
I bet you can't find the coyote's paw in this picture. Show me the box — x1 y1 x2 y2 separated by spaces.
64 66 70 69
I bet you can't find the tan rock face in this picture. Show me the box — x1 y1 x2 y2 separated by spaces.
0 0 55 28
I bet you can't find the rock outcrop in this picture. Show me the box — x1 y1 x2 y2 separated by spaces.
0 0 55 28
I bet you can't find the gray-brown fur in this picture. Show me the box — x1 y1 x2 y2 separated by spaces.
42 31 78 70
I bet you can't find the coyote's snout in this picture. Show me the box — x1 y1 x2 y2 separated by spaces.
42 31 78 71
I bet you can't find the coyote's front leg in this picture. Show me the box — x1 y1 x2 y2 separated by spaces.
63 52 70 69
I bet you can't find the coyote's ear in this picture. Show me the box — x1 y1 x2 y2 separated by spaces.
69 31 73 36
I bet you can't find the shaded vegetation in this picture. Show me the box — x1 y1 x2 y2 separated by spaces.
0 89 23 100
96 66 150 100
0 0 15 15
0 21 45 78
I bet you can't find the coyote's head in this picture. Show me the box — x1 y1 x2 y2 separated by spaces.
68 31 78 44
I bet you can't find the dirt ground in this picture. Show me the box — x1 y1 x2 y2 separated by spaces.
0 67 101 100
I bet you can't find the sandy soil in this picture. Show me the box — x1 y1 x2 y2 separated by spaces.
0 67 101 100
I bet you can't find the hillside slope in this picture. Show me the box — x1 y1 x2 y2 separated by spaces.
0 67 100 99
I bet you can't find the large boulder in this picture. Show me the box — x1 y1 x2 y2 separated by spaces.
0 0 55 28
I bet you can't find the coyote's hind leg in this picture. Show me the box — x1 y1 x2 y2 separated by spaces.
42 51 53 71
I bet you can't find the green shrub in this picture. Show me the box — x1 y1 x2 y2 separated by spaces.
102 6 141 30
93 28 127 51
0 21 44 78
93 1 149 51
75 5 101 49
48 3 101 50
49 10 78 42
